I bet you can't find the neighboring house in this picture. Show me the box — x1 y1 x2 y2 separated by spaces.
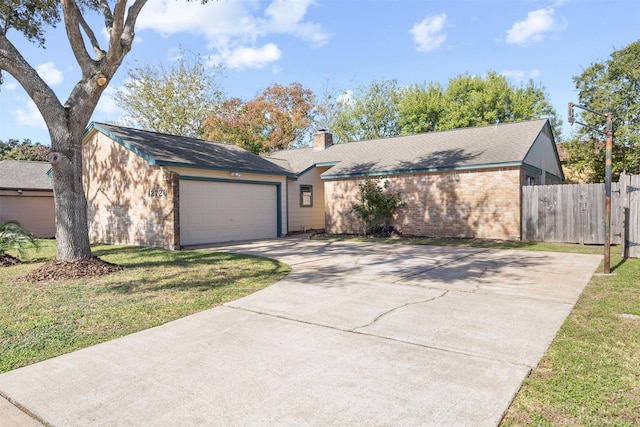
267 119 563 240
82 122 293 249
81 119 563 249
0 160 55 238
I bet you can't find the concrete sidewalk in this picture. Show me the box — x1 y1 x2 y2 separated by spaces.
0 240 601 426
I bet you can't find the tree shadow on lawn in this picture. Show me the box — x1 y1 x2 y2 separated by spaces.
91 246 262 269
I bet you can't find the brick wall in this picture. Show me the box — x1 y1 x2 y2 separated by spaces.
325 167 523 240
83 132 179 249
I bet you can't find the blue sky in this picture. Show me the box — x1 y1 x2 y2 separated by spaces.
1 0 638 145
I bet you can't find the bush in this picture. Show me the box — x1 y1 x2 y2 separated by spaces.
352 177 406 236
0 220 37 259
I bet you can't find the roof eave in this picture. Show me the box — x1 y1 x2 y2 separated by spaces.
83 122 158 165
160 160 295 178
321 161 523 179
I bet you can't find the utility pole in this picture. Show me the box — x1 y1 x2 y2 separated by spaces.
568 102 614 274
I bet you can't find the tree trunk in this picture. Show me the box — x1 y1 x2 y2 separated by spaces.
48 125 93 261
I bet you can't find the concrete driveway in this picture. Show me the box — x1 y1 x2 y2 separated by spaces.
0 238 601 426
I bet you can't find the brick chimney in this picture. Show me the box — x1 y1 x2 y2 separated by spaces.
313 130 333 150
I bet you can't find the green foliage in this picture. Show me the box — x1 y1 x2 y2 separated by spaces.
324 79 401 143
398 72 561 138
352 177 406 235
1 140 49 161
0 0 61 47
0 220 37 258
323 73 560 144
114 48 226 138
564 40 640 182
0 138 21 157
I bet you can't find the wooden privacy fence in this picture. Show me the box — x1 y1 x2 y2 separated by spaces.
522 173 639 258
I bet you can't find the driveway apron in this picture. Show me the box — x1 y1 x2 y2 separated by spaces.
0 239 602 426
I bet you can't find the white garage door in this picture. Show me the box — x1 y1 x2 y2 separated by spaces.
179 180 278 246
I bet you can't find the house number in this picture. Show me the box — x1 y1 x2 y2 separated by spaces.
147 189 167 197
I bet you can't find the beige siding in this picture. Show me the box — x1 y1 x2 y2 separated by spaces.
325 168 522 240
523 128 563 184
83 132 179 249
0 192 55 238
287 167 329 232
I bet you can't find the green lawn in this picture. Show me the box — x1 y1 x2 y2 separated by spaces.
0 241 290 373
313 234 640 426
501 250 640 426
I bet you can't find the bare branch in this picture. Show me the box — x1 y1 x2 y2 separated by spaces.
61 0 94 73
74 3 106 61
0 34 64 130
98 0 114 33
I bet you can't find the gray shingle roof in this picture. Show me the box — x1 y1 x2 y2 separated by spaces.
267 119 551 178
87 122 293 177
0 160 52 190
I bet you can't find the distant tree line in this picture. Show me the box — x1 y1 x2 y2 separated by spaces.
8 41 636 184
0 139 49 161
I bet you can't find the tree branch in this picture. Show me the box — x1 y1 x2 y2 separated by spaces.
74 2 106 61
61 0 94 73
98 0 114 33
0 34 64 130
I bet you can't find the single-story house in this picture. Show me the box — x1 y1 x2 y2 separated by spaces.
0 160 55 238
82 119 563 249
267 118 563 240
82 122 293 249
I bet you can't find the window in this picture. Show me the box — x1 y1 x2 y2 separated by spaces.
526 176 536 186
300 185 313 207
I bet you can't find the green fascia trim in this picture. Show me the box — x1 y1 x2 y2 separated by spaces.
162 160 294 178
321 161 523 180
179 176 283 236
85 122 157 165
295 162 340 178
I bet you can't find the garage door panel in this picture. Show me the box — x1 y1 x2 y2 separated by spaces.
179 181 277 246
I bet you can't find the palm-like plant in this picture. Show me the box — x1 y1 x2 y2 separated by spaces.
0 220 38 260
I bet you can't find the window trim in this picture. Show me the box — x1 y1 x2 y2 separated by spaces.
300 185 313 207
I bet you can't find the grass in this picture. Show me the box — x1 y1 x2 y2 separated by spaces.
501 251 640 426
314 234 639 426
0 240 290 374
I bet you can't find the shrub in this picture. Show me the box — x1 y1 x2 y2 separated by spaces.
352 177 406 236
0 220 38 259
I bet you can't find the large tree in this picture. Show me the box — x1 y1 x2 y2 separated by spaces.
202 82 315 154
563 40 640 183
114 48 225 138
325 79 401 143
324 74 560 144
0 0 205 262
399 72 561 137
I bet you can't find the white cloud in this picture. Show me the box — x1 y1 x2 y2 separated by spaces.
12 100 47 129
410 13 447 52
36 62 63 86
506 8 562 46
95 86 123 116
501 69 541 82
4 81 17 91
213 44 282 70
337 90 354 107
136 0 328 69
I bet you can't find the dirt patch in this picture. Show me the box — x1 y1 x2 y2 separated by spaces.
23 257 123 282
0 253 21 267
